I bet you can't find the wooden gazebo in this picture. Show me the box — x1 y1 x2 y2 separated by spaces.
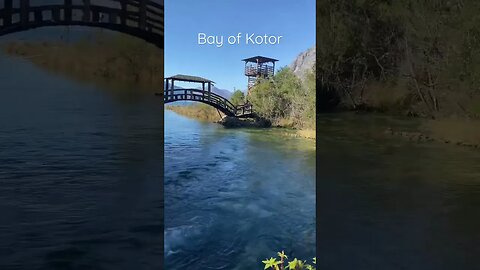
164 74 214 100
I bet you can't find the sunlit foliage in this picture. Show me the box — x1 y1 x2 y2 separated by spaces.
261 251 316 270
249 66 316 129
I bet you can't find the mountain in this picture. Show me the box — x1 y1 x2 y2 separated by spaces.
289 46 316 79
211 86 232 99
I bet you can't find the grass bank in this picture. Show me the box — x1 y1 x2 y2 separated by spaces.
166 104 223 122
1 33 163 90
166 104 316 140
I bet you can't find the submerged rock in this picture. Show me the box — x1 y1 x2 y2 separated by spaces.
218 116 271 128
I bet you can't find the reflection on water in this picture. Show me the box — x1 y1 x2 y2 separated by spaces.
317 113 480 270
164 110 316 269
0 53 164 269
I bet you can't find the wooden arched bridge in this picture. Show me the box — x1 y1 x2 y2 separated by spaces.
0 0 163 48
163 75 254 118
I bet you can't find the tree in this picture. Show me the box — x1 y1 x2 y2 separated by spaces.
230 89 246 106
316 0 480 118
248 67 306 126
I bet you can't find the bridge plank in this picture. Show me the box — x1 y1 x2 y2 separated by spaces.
146 16 162 26
146 1 164 11
146 6 163 18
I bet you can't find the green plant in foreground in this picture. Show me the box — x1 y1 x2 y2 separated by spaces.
262 251 316 270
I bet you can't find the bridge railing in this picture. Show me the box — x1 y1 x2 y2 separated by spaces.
0 0 163 37
164 88 238 115
235 103 254 116
245 65 274 77
122 0 163 34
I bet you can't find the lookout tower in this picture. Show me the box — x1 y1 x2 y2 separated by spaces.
242 56 278 92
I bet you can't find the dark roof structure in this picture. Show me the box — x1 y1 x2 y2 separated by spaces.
242 56 279 64
165 74 214 84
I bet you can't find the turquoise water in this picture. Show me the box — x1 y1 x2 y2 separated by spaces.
164 110 316 269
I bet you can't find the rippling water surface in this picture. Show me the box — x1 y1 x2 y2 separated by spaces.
0 53 164 269
164 110 316 269
316 114 480 270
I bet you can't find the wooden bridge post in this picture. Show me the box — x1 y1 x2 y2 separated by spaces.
202 83 205 100
120 1 127 25
64 0 72 22
52 7 61 22
3 0 12 26
208 82 211 101
165 79 169 101
139 0 147 29
171 79 175 100
34 9 43 23
109 11 117 24
20 0 30 26
82 0 91 22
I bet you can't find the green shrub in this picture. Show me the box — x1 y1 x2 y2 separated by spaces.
230 89 246 106
248 66 316 129
261 251 316 270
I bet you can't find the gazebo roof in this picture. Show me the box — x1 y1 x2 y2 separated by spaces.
242 56 278 64
165 74 215 84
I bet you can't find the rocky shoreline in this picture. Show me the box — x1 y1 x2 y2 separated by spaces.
217 116 271 128
218 116 316 141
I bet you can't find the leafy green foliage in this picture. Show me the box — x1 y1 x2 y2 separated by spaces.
230 89 246 106
262 257 281 270
248 67 316 129
261 251 316 270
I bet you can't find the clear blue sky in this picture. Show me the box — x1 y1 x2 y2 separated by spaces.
165 0 315 91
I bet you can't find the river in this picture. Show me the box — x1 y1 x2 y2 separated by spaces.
164 110 316 269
